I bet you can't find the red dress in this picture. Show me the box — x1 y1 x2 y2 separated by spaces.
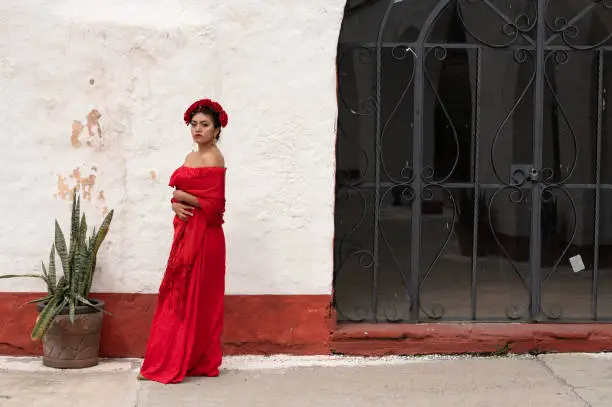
140 165 226 384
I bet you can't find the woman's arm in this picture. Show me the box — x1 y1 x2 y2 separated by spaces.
173 190 201 208
173 188 224 225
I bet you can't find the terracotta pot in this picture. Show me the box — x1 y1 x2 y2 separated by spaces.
36 299 104 369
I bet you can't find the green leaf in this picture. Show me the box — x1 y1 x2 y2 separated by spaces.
0 274 46 280
54 220 69 280
74 293 112 315
40 260 54 295
84 258 96 298
74 214 88 297
76 246 90 297
70 191 81 248
48 244 56 295
69 297 76 324
68 193 80 284
80 213 87 240
85 210 113 294
68 228 77 293
31 296 59 339
55 276 67 294
19 295 53 308
89 227 96 251
92 210 113 256
31 296 68 340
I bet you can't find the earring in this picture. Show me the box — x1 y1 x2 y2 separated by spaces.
192 142 197 152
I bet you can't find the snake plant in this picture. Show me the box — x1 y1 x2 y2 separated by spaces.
0 190 114 339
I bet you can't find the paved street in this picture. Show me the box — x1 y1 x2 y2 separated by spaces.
1 354 611 406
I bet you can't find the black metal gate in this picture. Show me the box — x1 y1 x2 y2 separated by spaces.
334 0 612 323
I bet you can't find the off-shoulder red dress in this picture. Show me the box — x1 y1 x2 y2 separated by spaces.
140 165 226 384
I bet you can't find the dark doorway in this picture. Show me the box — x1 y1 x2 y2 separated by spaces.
334 0 612 323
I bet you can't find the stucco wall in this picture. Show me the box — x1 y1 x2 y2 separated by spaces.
0 0 345 294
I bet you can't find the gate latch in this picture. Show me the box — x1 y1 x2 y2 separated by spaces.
527 168 539 182
510 164 539 185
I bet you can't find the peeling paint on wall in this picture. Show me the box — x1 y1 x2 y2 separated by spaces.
55 166 98 202
71 109 103 148
97 190 109 215
56 174 71 200
77 169 96 202
71 120 84 148
86 109 102 139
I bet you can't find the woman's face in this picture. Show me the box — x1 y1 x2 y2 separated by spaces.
190 112 219 145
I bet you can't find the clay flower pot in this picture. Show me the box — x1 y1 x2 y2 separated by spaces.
37 299 105 369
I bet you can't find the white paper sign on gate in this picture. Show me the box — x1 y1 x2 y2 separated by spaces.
569 255 585 273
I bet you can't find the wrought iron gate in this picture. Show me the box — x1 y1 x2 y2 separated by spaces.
334 0 612 323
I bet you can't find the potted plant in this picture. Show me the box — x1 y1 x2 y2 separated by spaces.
0 191 114 368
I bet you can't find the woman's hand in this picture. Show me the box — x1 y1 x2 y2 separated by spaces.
172 201 194 221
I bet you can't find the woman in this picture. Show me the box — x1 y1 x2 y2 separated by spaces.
139 99 229 384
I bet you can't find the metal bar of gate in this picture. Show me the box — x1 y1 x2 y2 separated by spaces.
593 49 604 320
470 48 482 320
410 48 424 322
343 43 612 52
530 0 546 321
372 37 381 323
372 1 395 322
338 183 612 190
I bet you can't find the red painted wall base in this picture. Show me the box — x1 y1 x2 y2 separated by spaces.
3 292 612 357
0 293 334 357
331 323 612 355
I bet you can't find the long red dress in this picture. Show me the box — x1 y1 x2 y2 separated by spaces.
140 165 226 384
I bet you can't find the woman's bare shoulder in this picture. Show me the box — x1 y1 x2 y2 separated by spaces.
202 148 225 167
184 149 224 168
184 151 198 165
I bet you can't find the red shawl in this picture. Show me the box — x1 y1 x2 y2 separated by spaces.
159 166 226 318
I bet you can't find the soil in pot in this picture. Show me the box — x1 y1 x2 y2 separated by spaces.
36 299 105 369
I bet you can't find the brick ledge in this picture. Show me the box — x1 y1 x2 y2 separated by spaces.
330 323 612 355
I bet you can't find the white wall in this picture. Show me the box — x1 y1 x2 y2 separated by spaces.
0 0 345 294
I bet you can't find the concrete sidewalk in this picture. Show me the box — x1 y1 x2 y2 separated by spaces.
1 354 611 406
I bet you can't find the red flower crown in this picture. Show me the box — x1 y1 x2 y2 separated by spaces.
183 98 228 127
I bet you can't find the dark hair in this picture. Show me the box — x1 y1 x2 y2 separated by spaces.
189 106 222 140
189 106 222 128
